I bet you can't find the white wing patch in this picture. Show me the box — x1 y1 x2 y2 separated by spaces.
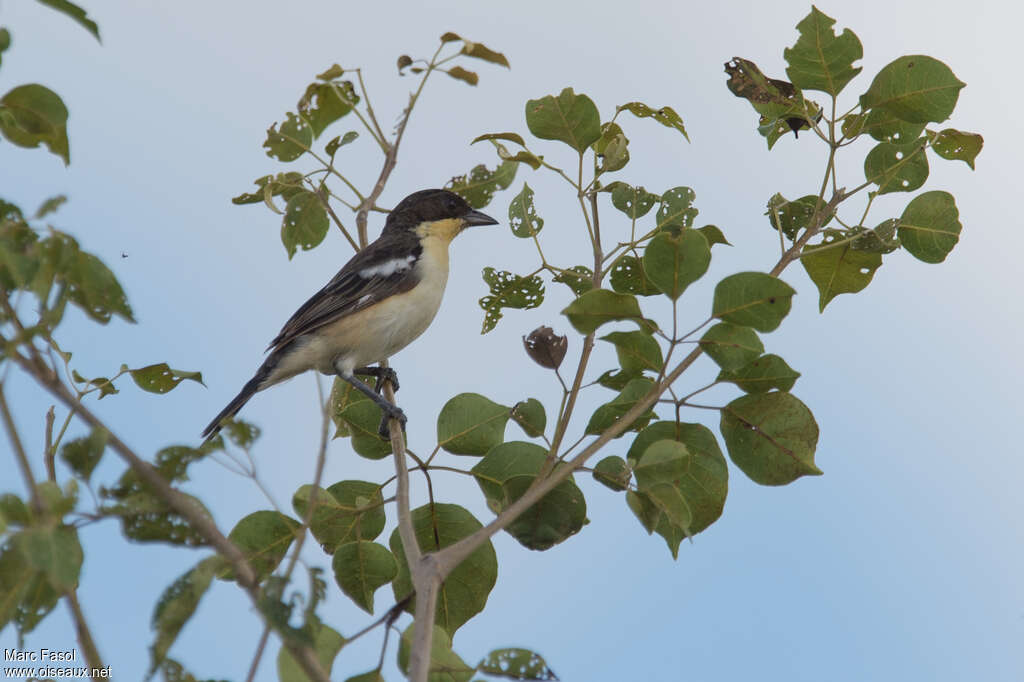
357 294 374 307
359 254 417 279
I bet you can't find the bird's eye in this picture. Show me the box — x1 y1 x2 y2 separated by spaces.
445 196 459 210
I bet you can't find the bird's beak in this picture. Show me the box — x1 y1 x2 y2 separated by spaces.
462 209 499 227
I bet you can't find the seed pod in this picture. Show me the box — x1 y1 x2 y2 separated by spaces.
523 326 568 370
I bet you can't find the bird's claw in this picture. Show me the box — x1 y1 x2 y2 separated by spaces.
377 367 400 394
377 404 407 438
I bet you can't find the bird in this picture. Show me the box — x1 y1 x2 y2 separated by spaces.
201 188 498 443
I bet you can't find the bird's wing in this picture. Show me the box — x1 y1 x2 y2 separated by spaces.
266 233 421 353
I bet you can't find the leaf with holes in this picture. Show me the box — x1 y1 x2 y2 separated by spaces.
927 128 983 169
65 250 135 324
447 161 518 209
784 6 862 95
552 265 593 295
712 272 795 332
298 80 359 138
511 399 546 438
282 190 329 258
149 556 220 673
332 541 398 614
437 392 509 456
643 229 710 299
864 138 929 194
128 363 204 394
264 112 312 162
766 194 828 240
479 267 544 333
593 122 629 173
655 187 698 230
801 230 882 310
850 219 901 254
618 101 688 140
479 648 558 681
471 442 586 550
860 55 964 124
898 191 961 263
718 354 800 394
720 392 821 485
509 183 544 238
609 255 660 296
699 322 764 371
602 182 659 220
843 108 925 144
390 504 497 635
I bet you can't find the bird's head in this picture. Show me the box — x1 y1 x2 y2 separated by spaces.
384 189 498 243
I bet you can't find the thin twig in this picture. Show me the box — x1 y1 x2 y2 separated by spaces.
64 591 105 673
44 406 56 481
0 383 42 512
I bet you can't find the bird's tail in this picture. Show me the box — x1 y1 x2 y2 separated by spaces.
201 355 281 442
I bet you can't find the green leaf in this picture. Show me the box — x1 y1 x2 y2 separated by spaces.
850 218 901 254
766 193 828 240
860 55 965 124
642 229 710 299
34 0 100 41
34 194 67 219
717 354 800 394
437 392 510 456
332 541 398 614
602 182 659 219
0 84 69 164
471 132 526 147
720 392 821 485
150 556 220 672
801 229 882 310
508 183 544 238
339 397 393 460
222 511 301 582
129 363 204 394
345 671 385 682
633 441 693 531
600 330 663 374
325 131 358 157
712 272 795 332
0 542 35 631
479 267 544 333
552 265 593 296
292 481 385 553
655 187 698 230
59 428 108 481
593 456 631 492
222 418 261 450
446 66 479 86
282 190 329 259
595 369 637 391
277 621 345 682
699 322 764 371
0 29 10 66
585 377 656 436
898 190 961 263
864 138 929 194
617 101 689 140
231 172 305 207
843 108 925 143
397 624 474 682
478 648 557 680
698 225 730 248
593 122 629 173
927 128 983 169
460 40 510 68
783 6 862 95
317 64 345 80
264 112 313 162
13 526 82 591
510 398 546 438
297 80 358 138
471 442 586 550
609 255 660 296
66 250 135 323
446 160 518 209
525 87 601 152
562 289 647 335
390 504 497 635
724 57 811 123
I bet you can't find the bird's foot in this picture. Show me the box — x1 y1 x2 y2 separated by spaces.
354 366 400 394
377 404 407 439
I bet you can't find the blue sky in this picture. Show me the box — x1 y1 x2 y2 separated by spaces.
2 0 1021 680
